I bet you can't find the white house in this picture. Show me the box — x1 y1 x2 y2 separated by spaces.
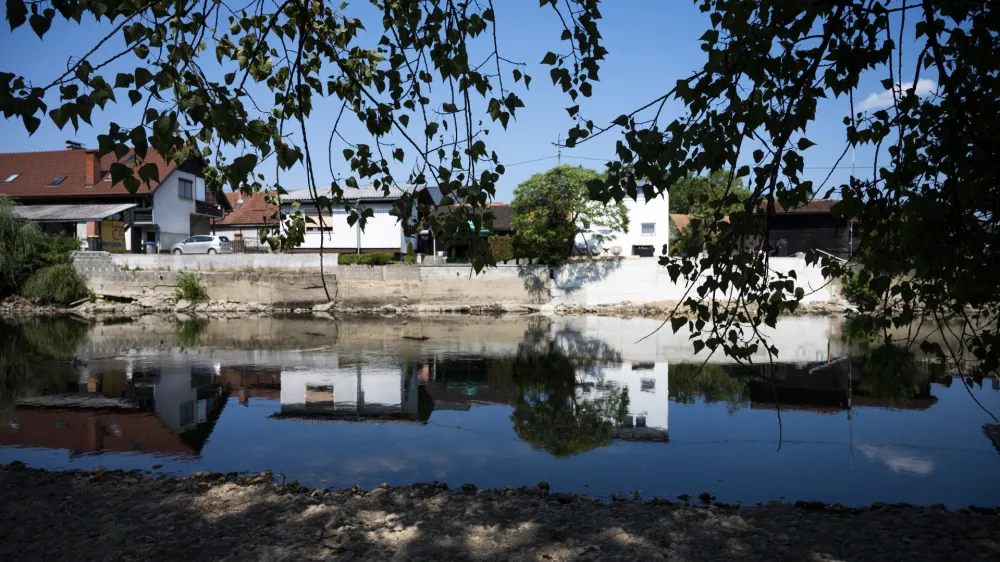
279 185 434 255
0 143 229 253
576 181 671 258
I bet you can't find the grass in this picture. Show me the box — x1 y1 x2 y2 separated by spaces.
174 272 209 302
21 264 90 305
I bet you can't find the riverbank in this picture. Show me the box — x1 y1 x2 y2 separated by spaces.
0 294 851 320
0 463 996 561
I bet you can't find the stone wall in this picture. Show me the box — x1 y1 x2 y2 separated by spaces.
111 252 338 272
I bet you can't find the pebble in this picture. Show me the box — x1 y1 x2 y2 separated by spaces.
0 464 997 562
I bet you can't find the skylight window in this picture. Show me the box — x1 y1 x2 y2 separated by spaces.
2 173 19 183
48 176 67 186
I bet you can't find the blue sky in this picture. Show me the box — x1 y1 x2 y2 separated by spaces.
0 1 929 203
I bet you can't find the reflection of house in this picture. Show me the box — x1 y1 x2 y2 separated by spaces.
577 361 669 441
273 364 431 423
0 411 196 456
745 360 938 413
0 142 230 252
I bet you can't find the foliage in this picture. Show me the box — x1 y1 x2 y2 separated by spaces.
338 252 395 266
174 272 209 302
668 171 751 257
511 166 628 265
841 271 880 310
34 233 82 269
21 264 90 305
0 317 89 419
668 170 752 215
669 363 749 414
175 317 209 347
403 241 415 265
510 353 629 458
0 196 44 297
488 236 515 263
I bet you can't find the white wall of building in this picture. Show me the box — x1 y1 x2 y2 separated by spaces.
279 365 412 414
152 169 199 250
287 201 414 252
577 184 670 258
576 362 669 434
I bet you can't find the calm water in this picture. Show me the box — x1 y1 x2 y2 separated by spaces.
1 314 998 508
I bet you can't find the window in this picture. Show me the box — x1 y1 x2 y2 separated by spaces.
180 402 195 425
3 173 19 183
183 237 196 244
48 176 67 186
641 222 656 235
195 236 213 242
178 178 193 199
640 378 655 392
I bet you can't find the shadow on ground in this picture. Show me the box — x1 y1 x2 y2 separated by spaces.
1 466 997 562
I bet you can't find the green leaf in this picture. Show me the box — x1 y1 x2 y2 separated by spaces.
392 148 404 162
541 52 558 65
114 73 134 88
6 0 27 30
128 90 142 105
693 340 705 354
109 162 131 185
670 317 687 333
513 69 522 82
442 102 458 113
138 162 160 185
797 138 816 150
28 11 51 38
566 105 579 117
346 177 358 189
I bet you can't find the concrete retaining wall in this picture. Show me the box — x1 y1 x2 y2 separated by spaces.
111 252 339 272
549 256 837 306
74 252 838 308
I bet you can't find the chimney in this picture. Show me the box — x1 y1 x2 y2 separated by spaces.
84 150 100 186
65 140 84 150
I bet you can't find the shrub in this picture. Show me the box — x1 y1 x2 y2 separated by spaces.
0 196 44 296
36 233 82 268
338 252 394 266
174 272 209 301
841 270 879 309
404 241 415 264
488 236 514 263
21 264 90 305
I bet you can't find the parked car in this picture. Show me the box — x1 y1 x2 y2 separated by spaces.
171 235 232 254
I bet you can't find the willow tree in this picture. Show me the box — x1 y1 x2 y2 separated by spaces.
2 1 998 384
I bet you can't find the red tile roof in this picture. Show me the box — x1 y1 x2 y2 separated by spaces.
215 190 276 226
0 147 179 198
669 213 691 231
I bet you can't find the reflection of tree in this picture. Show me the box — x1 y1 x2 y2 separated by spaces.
843 317 942 406
0 318 89 419
510 353 628 458
175 317 209 347
669 363 750 414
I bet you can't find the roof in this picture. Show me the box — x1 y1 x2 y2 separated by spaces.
768 199 840 214
429 202 513 231
12 202 137 222
669 213 691 231
0 147 181 198
283 185 419 203
216 191 275 226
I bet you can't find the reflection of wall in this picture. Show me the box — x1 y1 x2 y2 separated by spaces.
0 411 194 456
552 315 845 365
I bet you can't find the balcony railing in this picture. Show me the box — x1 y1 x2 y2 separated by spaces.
195 199 224 218
133 209 154 223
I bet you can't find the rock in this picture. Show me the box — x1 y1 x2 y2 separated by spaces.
335 551 356 562
152 464 163 470
369 488 387 498
313 301 336 312
461 483 477 494
175 299 193 311
699 492 712 503
537 481 550 491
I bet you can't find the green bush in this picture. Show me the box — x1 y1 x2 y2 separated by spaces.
36 233 82 268
488 236 514 263
174 272 209 301
841 271 879 309
0 196 44 297
338 252 394 266
21 264 90 305
403 241 415 264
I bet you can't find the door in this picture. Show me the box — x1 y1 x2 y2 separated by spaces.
194 235 213 253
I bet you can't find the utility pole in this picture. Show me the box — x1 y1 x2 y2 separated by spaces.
555 134 562 165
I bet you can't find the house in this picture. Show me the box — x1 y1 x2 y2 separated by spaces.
212 190 276 251
764 199 860 258
0 142 230 252
423 202 514 258
576 185 671 258
279 185 436 255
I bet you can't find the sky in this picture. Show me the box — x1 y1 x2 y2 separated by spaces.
0 1 932 203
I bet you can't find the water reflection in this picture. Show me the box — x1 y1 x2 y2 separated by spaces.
1 314 998 507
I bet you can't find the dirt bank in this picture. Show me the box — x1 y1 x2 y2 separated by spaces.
0 464 996 562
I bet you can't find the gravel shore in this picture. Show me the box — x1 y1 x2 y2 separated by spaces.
1 463 996 561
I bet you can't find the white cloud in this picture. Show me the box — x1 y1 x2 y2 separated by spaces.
858 444 935 476
858 79 937 111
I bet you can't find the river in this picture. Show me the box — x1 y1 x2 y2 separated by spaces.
1 313 998 508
